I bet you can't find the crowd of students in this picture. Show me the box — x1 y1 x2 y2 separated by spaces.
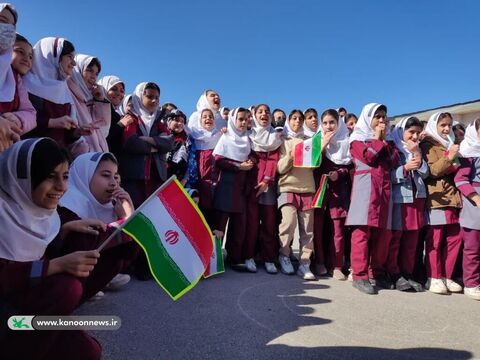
0 3 479 358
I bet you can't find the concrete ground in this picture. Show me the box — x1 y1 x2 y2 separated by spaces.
77 261 480 360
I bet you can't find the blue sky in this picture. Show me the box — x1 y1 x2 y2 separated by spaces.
12 0 480 117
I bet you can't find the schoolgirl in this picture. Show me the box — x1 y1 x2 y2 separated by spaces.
455 118 480 300
386 116 429 292
303 108 319 137
68 54 111 153
22 37 91 155
346 103 399 294
313 109 353 280
188 90 226 132
277 110 316 280
420 112 463 294
241 104 283 273
212 107 253 269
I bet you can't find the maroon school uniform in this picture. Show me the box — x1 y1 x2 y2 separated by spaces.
346 139 400 280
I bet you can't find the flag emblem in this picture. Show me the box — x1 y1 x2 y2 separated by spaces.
165 230 179 245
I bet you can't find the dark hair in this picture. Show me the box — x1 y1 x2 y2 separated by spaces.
374 104 387 116
453 123 465 133
5 5 17 25
254 104 271 115
99 152 118 165
272 109 285 116
475 118 480 131
236 107 248 115
144 82 160 93
31 139 70 190
304 108 318 117
438 112 452 122
162 103 177 111
59 40 75 58
166 109 186 122
288 109 305 122
346 113 358 123
201 108 214 116
87 57 101 74
338 107 347 113
222 107 230 112
321 109 339 122
15 33 32 47
404 116 423 130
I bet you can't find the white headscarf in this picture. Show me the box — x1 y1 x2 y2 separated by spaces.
425 112 455 149
70 54 98 103
249 109 283 152
459 120 480 158
22 37 76 116
187 90 226 131
98 75 124 113
131 82 159 136
118 94 132 116
283 113 304 139
213 107 251 162
60 152 116 223
0 138 61 261
189 108 222 150
321 113 352 165
0 3 16 101
388 117 415 160
349 103 386 143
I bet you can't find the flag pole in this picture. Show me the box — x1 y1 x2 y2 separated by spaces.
97 175 177 251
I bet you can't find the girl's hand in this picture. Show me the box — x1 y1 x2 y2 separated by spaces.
374 123 386 140
73 125 97 137
323 130 336 146
91 85 104 101
62 219 107 237
447 144 460 161
254 182 268 197
404 157 422 171
239 160 254 171
49 116 77 130
2 112 22 131
119 114 135 127
405 139 420 154
48 250 100 277
470 194 480 207
328 170 339 181
112 188 134 218
220 127 228 134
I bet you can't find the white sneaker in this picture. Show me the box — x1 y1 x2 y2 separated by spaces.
428 278 448 294
444 278 463 293
105 274 131 291
464 286 480 301
297 264 316 281
222 248 227 260
265 262 278 274
279 255 295 275
88 291 105 301
245 258 257 273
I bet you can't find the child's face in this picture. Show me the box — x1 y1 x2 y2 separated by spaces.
371 109 387 129
59 52 76 77
125 99 133 113
288 113 304 133
403 126 422 143
168 116 185 133
201 110 215 131
321 115 337 133
222 108 229 120
339 110 346 118
346 118 356 132
89 160 119 205
142 88 160 113
31 161 69 210
206 91 220 112
453 128 465 144
255 105 270 127
235 111 248 132
436 117 452 139
305 112 318 131
82 64 99 90
107 83 125 107
12 41 33 75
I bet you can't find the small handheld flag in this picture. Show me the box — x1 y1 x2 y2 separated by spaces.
204 235 225 278
312 174 328 208
293 132 322 168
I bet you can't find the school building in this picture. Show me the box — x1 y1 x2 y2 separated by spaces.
390 98 480 125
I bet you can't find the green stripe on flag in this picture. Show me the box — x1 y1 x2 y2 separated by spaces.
311 133 322 167
215 236 225 274
122 212 191 298
312 174 328 208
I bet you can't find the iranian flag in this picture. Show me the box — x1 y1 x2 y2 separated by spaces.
312 174 328 208
293 132 322 168
204 235 225 278
100 177 214 300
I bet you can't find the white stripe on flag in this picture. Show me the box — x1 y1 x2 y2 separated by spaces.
141 196 205 283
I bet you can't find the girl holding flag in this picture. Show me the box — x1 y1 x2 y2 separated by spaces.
420 112 463 294
313 109 352 280
455 118 480 301
386 116 428 292
346 103 400 294
277 110 316 280
212 107 253 270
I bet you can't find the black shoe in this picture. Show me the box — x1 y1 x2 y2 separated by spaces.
375 274 394 289
353 280 377 295
407 278 424 292
395 276 412 291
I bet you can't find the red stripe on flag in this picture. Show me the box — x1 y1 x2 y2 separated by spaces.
157 180 213 267
294 141 304 166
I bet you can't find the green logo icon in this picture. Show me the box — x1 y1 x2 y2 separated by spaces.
7 316 34 330
12 317 30 329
